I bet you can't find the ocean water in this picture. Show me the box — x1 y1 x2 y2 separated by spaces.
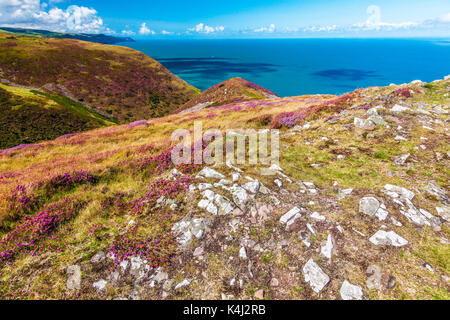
123 39 450 97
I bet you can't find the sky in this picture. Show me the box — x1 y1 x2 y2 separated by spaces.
0 0 449 38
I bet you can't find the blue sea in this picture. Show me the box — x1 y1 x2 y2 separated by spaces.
122 39 450 97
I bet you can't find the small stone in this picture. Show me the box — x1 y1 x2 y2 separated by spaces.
197 167 225 179
369 230 408 247
303 259 330 293
310 212 326 221
391 104 410 113
338 189 353 200
387 276 396 289
175 279 191 290
243 180 261 193
254 289 265 300
90 251 105 264
270 278 279 287
321 234 334 260
384 185 415 201
93 279 107 293
436 207 450 221
280 207 302 225
66 265 81 290
359 197 380 216
340 280 363 300
239 247 248 260
366 265 383 290
394 154 410 166
274 179 283 188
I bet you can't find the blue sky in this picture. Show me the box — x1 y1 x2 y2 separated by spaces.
0 0 449 38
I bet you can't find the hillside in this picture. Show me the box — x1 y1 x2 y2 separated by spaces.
0 32 200 122
0 27 135 45
0 77 448 300
0 83 117 150
177 77 278 113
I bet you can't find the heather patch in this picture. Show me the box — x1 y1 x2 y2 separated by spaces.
0 198 83 263
8 185 37 215
43 170 97 192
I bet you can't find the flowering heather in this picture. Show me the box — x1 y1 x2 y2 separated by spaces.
0 144 36 154
46 170 97 191
107 231 181 268
271 111 306 129
137 148 173 174
130 176 195 215
358 105 371 111
8 185 37 214
395 88 414 98
0 198 81 263
99 192 130 216
128 120 149 129
205 113 217 119
55 133 78 140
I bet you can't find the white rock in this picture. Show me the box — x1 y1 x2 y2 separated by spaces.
280 207 302 225
232 173 240 182
395 135 408 141
198 167 225 179
340 280 363 300
239 247 248 260
229 186 249 208
172 218 211 246
338 189 353 200
310 212 326 221
321 234 334 259
369 231 408 247
391 104 410 113
274 179 283 188
66 265 81 290
93 279 108 293
198 183 213 191
243 180 260 193
175 279 191 290
303 259 330 293
436 207 449 221
384 185 415 201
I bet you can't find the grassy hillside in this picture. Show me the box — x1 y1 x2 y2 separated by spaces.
0 27 134 45
177 77 278 113
0 32 200 122
0 78 448 300
0 83 117 149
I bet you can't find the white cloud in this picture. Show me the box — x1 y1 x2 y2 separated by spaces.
161 30 173 35
139 22 155 35
254 23 275 33
438 12 450 23
0 0 106 33
351 5 418 31
121 29 135 36
188 23 224 34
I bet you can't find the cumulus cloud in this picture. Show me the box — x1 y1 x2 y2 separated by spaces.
351 5 418 31
0 0 106 33
188 23 224 34
121 29 135 36
254 23 275 33
161 30 173 35
139 22 155 35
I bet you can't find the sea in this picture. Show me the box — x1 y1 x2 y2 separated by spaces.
122 38 450 97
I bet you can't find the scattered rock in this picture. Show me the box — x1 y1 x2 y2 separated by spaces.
340 280 363 300
366 265 383 291
303 259 330 294
239 247 248 260
197 167 225 179
387 276 396 289
359 197 389 221
384 185 415 201
66 265 81 290
254 289 264 300
175 279 191 290
321 234 334 260
93 279 107 293
436 207 450 221
270 278 279 287
391 104 410 113
172 218 211 247
280 207 302 231
90 251 105 264
193 247 204 257
369 230 408 247
394 154 410 166
425 181 448 204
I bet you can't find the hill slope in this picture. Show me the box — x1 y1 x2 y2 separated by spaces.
0 27 134 45
0 77 448 300
0 83 117 149
0 32 200 122
177 77 278 113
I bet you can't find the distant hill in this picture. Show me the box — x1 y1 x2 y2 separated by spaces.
0 27 134 45
0 32 200 123
177 77 278 113
0 83 117 149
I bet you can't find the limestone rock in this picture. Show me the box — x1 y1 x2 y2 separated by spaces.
340 280 363 300
197 167 225 179
369 230 408 247
303 259 330 293
66 265 81 290
172 218 211 247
